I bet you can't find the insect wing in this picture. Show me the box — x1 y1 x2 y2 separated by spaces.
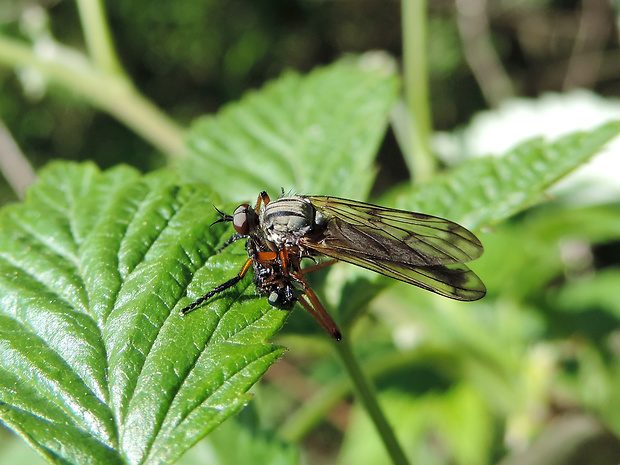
307 196 483 266
302 196 486 301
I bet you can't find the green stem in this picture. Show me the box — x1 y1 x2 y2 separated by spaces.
401 0 436 183
0 36 185 157
279 346 451 442
333 339 410 465
76 0 124 75
278 363 351 442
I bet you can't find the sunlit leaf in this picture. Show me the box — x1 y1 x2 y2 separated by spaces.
182 54 399 202
0 162 287 465
178 407 299 465
554 269 620 319
390 121 620 229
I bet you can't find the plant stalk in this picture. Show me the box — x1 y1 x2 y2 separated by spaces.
401 0 436 183
0 36 185 158
334 338 410 465
76 0 124 75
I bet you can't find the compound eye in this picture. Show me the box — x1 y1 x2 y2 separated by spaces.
232 204 250 235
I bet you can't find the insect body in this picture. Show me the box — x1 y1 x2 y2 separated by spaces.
246 234 300 310
180 191 486 340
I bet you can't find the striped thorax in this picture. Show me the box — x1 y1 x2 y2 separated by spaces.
260 196 325 247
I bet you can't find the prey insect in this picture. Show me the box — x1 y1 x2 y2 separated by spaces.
180 191 486 341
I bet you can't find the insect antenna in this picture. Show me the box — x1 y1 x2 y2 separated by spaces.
211 205 233 226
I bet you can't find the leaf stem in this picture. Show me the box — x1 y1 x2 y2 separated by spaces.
333 338 410 465
0 35 185 158
400 0 436 184
0 120 37 199
76 0 124 75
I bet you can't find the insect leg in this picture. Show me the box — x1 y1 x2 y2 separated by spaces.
297 292 342 341
255 251 278 262
180 258 254 315
216 233 246 254
301 259 338 275
279 248 291 277
253 191 272 214
291 270 342 341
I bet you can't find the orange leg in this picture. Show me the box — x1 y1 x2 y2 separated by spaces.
301 259 338 275
279 247 292 278
254 191 271 214
255 251 278 263
277 249 341 339
291 270 342 341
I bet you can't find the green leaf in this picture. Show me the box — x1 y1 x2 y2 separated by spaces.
389 122 620 228
554 268 620 319
0 161 287 465
181 55 399 202
474 203 620 301
337 386 493 465
178 407 299 465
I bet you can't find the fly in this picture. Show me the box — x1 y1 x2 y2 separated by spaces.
180 191 486 341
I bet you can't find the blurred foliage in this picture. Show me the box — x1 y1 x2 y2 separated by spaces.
2 0 619 185
1 1 620 465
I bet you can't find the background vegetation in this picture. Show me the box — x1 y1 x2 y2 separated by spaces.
1 1 620 465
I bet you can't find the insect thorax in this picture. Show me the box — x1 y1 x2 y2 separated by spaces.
260 196 324 247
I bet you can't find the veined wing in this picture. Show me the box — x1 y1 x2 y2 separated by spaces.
302 234 486 300
306 196 483 266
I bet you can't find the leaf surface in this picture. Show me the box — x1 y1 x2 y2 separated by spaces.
0 162 287 465
182 55 399 202
390 122 620 228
